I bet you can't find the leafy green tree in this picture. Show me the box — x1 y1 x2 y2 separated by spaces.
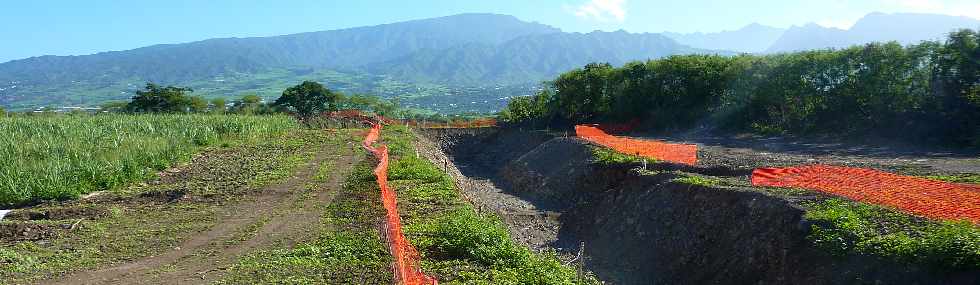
210 97 227 113
0 106 6 117
273 81 341 118
341 94 378 111
233 93 264 114
373 97 399 117
188 96 208 113
504 29 980 146
125 83 194 113
935 29 980 144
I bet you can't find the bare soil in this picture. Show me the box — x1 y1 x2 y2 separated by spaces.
15 132 362 285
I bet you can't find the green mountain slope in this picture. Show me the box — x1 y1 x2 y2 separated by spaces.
372 31 709 85
0 14 709 111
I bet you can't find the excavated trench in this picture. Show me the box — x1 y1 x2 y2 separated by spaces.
417 128 978 285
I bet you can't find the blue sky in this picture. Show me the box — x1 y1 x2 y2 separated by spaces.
2 0 979 63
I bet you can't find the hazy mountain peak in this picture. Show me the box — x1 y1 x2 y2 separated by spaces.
768 12 980 53
663 23 785 53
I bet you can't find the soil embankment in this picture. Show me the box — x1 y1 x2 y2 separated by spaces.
418 128 979 285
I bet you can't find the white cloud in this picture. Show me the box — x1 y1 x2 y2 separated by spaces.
569 0 627 22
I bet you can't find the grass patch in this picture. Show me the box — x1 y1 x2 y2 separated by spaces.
382 125 598 284
924 174 980 185
802 198 980 270
672 174 722 187
0 129 327 284
591 146 647 165
0 114 298 206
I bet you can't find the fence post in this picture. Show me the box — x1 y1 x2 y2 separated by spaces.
577 241 586 281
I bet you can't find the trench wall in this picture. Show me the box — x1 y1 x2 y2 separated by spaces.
419 128 978 285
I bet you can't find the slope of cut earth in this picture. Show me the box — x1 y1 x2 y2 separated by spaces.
422 128 980 285
415 131 565 255
585 127 980 223
0 129 363 284
383 125 597 284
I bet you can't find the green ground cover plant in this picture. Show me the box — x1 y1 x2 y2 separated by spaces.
803 198 980 270
0 114 297 206
0 129 325 283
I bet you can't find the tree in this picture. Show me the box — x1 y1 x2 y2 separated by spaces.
0 106 6 117
188 96 208 113
232 94 263 114
273 81 341 118
210 97 227 113
341 94 379 111
126 83 194 113
100 101 129 113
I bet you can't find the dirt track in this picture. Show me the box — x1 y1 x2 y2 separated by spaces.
44 139 359 285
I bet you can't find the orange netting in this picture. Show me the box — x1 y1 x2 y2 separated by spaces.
363 123 438 285
753 165 980 223
575 125 698 166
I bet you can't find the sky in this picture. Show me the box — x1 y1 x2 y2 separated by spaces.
2 0 979 63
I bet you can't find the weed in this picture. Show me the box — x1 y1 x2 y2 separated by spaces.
803 198 980 270
924 174 980 185
672 175 721 187
591 146 646 165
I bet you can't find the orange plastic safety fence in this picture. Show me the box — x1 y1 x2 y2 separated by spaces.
753 165 980 223
363 123 438 285
575 125 698 166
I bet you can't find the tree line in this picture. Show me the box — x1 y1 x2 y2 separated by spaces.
119 81 400 118
503 29 980 146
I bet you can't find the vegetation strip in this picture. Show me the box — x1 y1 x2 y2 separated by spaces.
382 125 598 284
362 122 438 285
0 114 298 206
753 165 980 223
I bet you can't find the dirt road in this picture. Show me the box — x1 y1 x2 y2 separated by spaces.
44 137 359 285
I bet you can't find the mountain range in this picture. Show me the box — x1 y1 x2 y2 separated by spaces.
766 12 980 52
663 23 786 53
1 12 978 112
